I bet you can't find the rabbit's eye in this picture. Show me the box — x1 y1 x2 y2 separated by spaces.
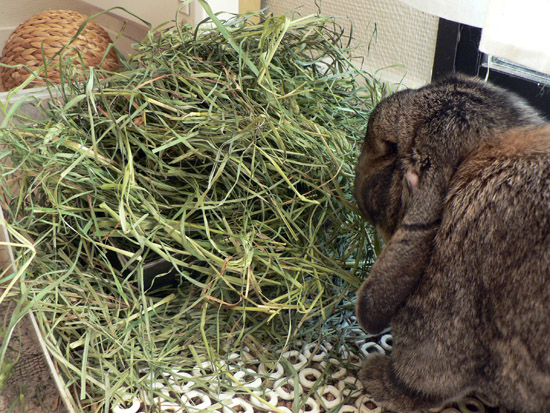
383 140 398 157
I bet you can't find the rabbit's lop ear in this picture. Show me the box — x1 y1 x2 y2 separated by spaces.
355 89 454 334
356 151 451 334
402 161 451 230
357 164 446 334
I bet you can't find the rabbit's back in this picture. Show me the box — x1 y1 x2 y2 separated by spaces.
391 126 550 412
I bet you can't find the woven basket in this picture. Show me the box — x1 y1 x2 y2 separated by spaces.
0 9 120 90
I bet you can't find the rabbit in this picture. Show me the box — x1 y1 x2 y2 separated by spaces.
353 74 550 412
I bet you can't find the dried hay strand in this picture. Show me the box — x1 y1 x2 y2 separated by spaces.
0 3 385 411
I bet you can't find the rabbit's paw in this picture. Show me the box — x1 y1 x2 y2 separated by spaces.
360 354 431 413
359 354 392 400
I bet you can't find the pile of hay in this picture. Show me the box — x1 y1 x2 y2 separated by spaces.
0 3 383 410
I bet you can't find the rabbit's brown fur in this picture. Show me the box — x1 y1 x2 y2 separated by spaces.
354 75 550 412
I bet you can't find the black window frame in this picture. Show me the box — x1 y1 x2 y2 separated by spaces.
431 18 550 115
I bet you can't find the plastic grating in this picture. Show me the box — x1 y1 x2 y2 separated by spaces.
111 330 506 413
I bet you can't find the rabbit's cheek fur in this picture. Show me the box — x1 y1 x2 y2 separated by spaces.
355 154 401 240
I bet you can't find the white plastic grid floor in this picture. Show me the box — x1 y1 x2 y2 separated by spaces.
110 331 507 413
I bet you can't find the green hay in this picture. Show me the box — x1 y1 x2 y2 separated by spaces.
0 3 385 411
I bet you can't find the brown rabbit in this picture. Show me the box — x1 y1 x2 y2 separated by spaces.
354 74 550 412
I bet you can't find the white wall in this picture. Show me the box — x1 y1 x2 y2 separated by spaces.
1 0 438 87
79 0 239 27
262 0 439 87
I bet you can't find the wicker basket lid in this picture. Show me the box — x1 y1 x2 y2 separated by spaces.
0 9 120 90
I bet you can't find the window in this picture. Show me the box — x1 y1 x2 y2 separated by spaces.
432 19 550 114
